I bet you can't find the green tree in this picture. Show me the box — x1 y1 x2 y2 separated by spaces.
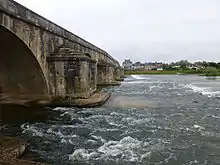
202 61 209 67
208 62 218 68
176 60 191 69
204 67 219 77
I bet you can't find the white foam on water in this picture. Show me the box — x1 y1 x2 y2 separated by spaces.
171 113 184 117
130 75 148 80
211 115 220 119
200 131 216 138
126 80 166 84
149 85 163 91
122 117 152 126
193 124 205 131
184 84 208 93
108 121 125 128
61 138 67 144
60 135 79 144
90 135 107 143
53 107 73 111
182 160 198 165
184 84 220 97
21 124 44 137
69 136 145 162
47 127 64 137
59 125 78 128
69 136 169 163
110 112 125 116
87 139 97 144
203 91 220 97
140 151 152 161
98 136 141 153
97 136 143 162
125 77 134 81
69 149 99 161
98 128 121 132
126 80 150 84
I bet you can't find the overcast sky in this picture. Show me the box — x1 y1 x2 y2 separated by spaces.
15 0 220 64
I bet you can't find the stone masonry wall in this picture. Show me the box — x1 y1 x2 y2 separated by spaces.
0 0 120 96
47 52 97 99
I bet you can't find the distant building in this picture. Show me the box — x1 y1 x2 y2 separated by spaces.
187 64 205 70
143 62 163 70
133 62 144 70
122 59 133 70
144 62 155 70
187 64 198 70
122 59 168 71
122 59 208 71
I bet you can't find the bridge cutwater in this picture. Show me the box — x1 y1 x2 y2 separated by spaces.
0 0 124 107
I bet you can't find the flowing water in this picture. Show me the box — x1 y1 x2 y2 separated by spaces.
2 75 220 165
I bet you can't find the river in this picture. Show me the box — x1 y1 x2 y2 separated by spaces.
1 75 220 165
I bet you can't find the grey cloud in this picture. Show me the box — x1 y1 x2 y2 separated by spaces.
15 0 220 64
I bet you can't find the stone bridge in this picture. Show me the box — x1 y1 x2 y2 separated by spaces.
0 0 124 102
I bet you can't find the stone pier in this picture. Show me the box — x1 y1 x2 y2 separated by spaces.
115 67 125 81
47 47 97 99
0 0 124 107
97 62 121 87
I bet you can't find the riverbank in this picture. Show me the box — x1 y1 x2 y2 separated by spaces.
0 136 50 164
124 70 202 75
125 68 220 76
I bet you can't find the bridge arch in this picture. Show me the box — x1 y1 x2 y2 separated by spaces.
0 25 48 98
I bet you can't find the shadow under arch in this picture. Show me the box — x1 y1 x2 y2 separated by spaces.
0 25 48 98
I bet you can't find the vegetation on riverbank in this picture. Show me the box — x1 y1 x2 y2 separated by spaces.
125 68 220 76
123 60 220 76
203 67 220 77
125 69 202 75
125 70 176 75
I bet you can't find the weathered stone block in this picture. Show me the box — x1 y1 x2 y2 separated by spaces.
97 62 116 85
47 49 96 99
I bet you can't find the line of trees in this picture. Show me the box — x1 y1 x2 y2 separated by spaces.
162 60 220 76
194 61 220 68
162 60 220 70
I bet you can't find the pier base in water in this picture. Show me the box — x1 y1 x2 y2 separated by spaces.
0 92 111 108
49 92 111 108
97 82 121 87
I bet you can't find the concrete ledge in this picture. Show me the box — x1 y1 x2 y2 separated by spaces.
49 92 111 108
0 92 111 108
97 82 121 87
115 78 125 81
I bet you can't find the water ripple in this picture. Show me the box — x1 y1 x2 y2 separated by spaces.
20 75 220 165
